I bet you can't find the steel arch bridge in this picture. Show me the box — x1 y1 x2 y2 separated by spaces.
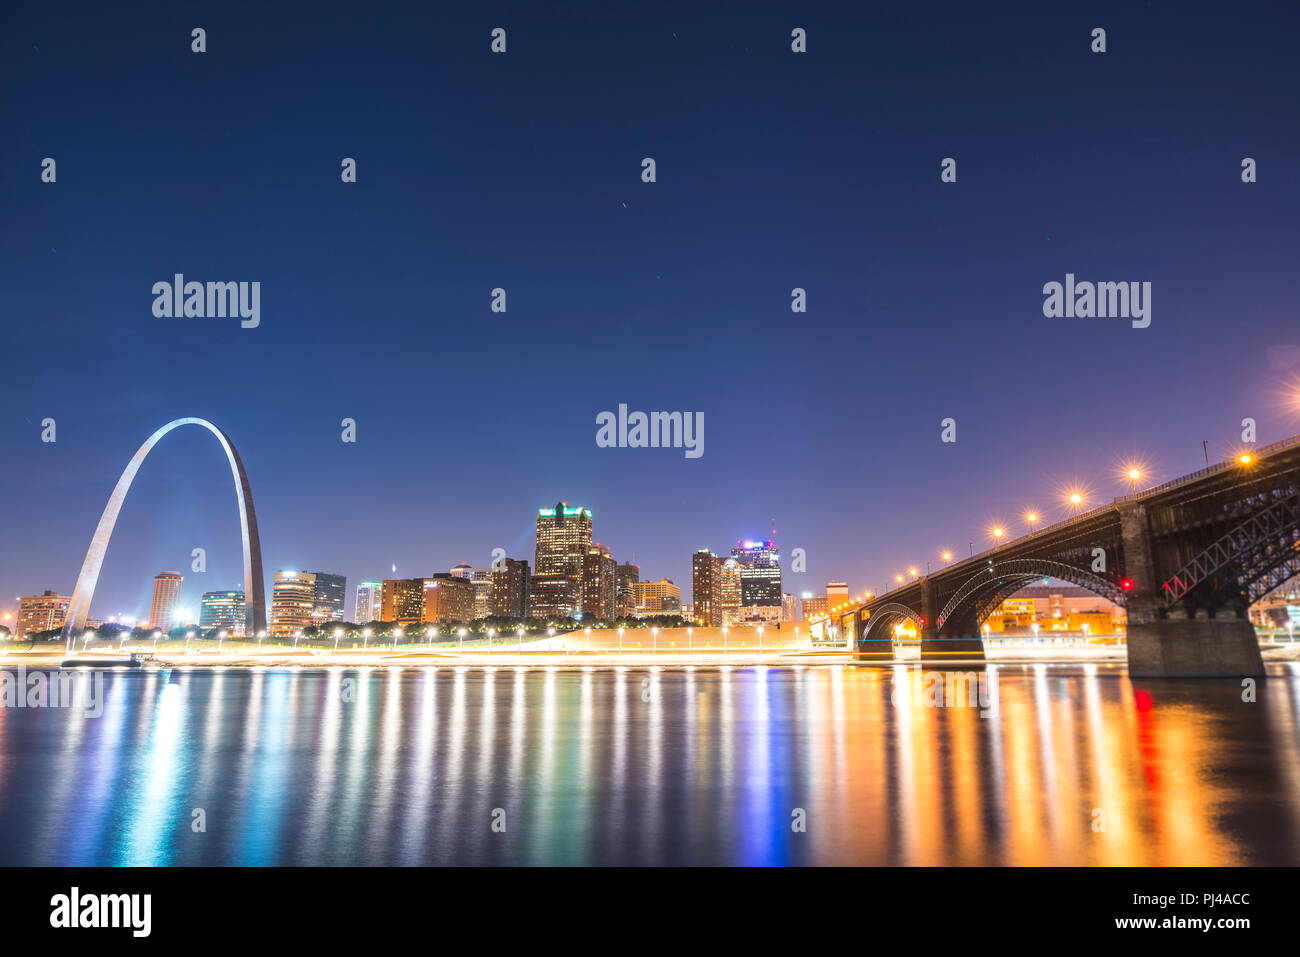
62 418 266 645
835 432 1300 676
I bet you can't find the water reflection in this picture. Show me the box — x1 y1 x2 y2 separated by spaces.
0 663 1297 865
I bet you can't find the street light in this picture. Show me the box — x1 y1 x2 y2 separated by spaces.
618 626 624 652
393 627 403 651
185 630 195 653
363 627 372 652
218 629 227 654
1239 453 1254 466
941 551 952 565
908 567 919 579
1127 467 1141 493
333 627 342 654
651 626 658 651
518 627 525 652
426 626 435 649
459 627 466 653
1026 512 1039 534
1068 492 1083 516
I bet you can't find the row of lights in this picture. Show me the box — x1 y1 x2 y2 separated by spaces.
849 455 1262 614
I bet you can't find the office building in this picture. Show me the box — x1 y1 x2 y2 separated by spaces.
422 574 477 624
16 591 71 637
354 581 382 624
149 571 184 631
615 562 640 618
582 544 616 620
381 578 425 625
635 578 681 616
529 573 581 620
691 549 721 626
490 558 531 619
200 590 245 633
311 572 347 626
270 570 316 636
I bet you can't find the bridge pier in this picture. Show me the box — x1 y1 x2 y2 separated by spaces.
1120 503 1264 678
921 578 985 661
1127 616 1264 678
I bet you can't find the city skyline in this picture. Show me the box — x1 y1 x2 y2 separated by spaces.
4 5 1299 632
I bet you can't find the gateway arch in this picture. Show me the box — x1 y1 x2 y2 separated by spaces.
62 417 266 644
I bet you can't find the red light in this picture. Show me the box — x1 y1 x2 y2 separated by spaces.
1120 578 1134 591
917 616 927 626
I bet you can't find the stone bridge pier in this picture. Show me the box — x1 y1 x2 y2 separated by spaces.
920 578 985 662
1121 504 1264 678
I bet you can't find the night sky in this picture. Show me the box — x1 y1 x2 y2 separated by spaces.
3 1 1299 622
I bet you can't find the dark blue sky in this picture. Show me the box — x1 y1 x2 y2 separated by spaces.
3 1 1299 621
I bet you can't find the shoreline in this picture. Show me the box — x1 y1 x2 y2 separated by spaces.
5 643 1299 669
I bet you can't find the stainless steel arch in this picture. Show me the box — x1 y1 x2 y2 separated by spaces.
62 418 266 645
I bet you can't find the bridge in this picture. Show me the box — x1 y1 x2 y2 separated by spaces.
837 433 1300 676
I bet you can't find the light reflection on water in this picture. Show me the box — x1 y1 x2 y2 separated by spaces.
1 663 1298 865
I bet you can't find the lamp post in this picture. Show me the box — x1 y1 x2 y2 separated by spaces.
393 627 402 651
293 630 301 652
426 626 435 650
488 627 495 652
185 630 194 654
257 629 266 654
687 626 693 651
547 626 555 651
333 627 342 654
518 627 525 653
218 629 226 654
1026 513 1039 535
652 626 658 652
362 627 371 652
459 628 466 653
152 629 162 650
618 627 624 652
757 625 763 652
723 626 728 651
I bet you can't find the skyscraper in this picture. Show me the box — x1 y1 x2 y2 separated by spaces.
311 572 347 626
732 541 782 606
532 502 592 621
719 557 742 625
534 502 593 576
270 570 316 636
581 544 616 620
615 562 639 619
490 558 531 619
149 571 183 631
354 580 382 624
691 549 721 626
200 590 245 633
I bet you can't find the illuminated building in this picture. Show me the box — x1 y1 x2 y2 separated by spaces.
380 578 425 625
200 590 245 633
270 570 316 635
16 591 70 636
533 502 592 619
421 574 476 624
354 581 382 624
535 502 593 577
731 541 782 610
529 573 580 620
692 549 722 626
490 558 531 619
450 564 494 619
635 578 681 616
802 593 829 621
311 572 347 627
719 557 742 625
582 544 616 620
615 562 639 618
148 571 183 631
826 581 849 606
782 593 799 623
